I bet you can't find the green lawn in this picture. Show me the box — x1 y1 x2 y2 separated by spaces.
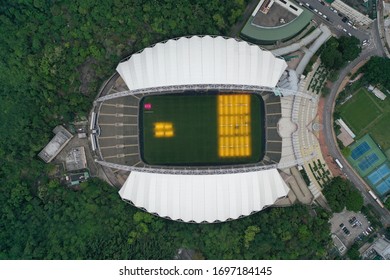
370 117 390 151
140 93 264 166
339 88 390 150
339 88 381 134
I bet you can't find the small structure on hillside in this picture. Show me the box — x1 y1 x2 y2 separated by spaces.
336 119 355 147
365 237 390 260
260 0 274 14
65 147 87 171
38 125 73 163
332 234 347 256
368 85 387 101
65 170 90 187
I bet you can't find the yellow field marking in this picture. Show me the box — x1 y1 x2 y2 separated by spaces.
217 94 252 158
155 131 165 138
164 123 173 129
154 122 174 138
165 130 174 137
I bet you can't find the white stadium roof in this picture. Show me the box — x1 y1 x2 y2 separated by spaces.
119 169 290 223
116 36 287 91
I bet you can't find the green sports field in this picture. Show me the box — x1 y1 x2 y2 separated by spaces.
339 88 390 150
140 93 264 166
339 88 381 133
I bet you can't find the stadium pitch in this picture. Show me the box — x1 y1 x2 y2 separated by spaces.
140 93 264 166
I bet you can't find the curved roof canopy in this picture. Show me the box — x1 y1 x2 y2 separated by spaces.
116 36 287 91
119 169 289 223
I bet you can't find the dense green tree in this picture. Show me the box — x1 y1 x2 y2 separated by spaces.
320 36 361 70
323 177 364 213
385 198 390 211
338 36 361 62
384 227 390 240
347 243 361 260
362 56 390 89
341 146 351 157
346 189 364 212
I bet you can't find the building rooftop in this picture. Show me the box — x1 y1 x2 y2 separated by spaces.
116 35 287 91
65 147 87 171
371 238 390 260
38 125 73 163
119 168 290 223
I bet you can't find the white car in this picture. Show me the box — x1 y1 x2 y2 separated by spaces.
342 28 347 32
314 8 318 12
319 12 323 16
348 32 352 37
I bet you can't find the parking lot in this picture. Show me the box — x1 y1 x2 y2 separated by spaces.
330 209 374 247
294 0 370 42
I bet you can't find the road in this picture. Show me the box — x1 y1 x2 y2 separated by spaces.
322 19 390 225
295 0 369 41
296 0 390 225
229 0 260 37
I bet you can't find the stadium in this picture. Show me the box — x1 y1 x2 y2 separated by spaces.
91 35 316 223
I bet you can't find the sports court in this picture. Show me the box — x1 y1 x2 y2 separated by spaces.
348 134 390 196
347 134 387 177
367 163 390 185
351 141 370 160
140 93 264 166
376 177 390 196
367 163 390 196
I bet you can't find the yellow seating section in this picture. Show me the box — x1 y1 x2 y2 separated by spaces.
217 94 251 157
154 122 174 138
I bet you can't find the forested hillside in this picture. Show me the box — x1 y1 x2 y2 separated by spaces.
0 0 332 259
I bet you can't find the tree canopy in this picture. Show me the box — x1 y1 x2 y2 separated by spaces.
385 198 390 211
0 177 332 259
320 36 361 70
323 177 364 213
338 36 361 62
362 56 390 90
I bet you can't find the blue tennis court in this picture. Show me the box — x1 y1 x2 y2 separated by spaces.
376 177 390 195
367 163 390 185
351 141 370 160
358 153 379 171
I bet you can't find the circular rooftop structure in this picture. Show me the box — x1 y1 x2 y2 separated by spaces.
91 36 293 223
241 0 313 45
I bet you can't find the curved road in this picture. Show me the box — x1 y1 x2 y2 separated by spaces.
322 20 390 226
